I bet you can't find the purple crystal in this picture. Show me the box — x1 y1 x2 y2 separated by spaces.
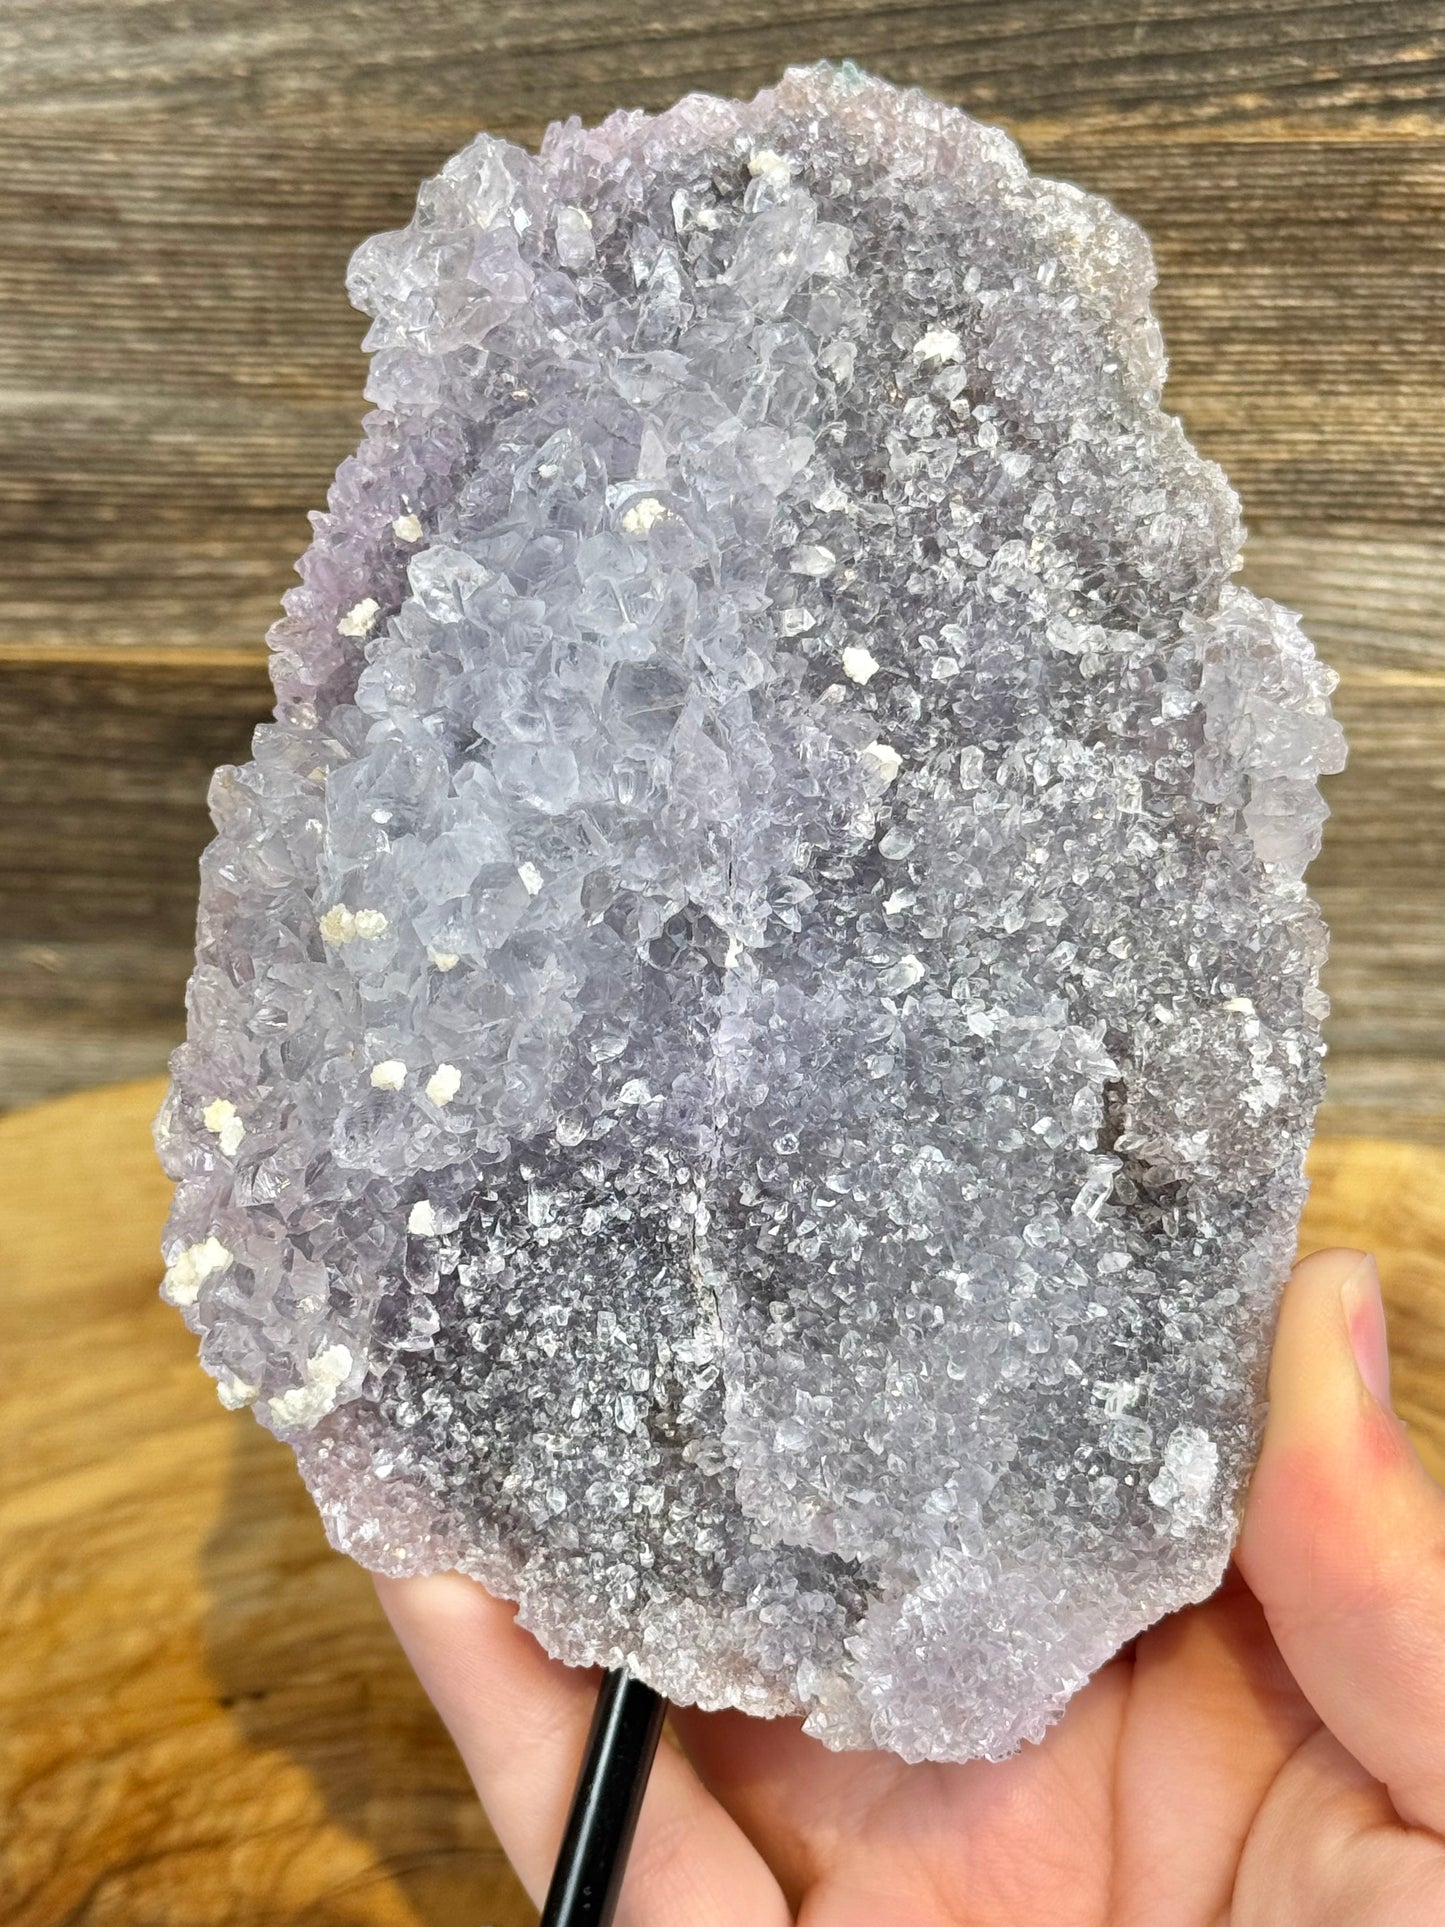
157 62 1345 1762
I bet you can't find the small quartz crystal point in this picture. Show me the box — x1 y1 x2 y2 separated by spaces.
157 61 1346 1764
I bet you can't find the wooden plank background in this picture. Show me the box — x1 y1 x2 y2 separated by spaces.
1 0 1443 1134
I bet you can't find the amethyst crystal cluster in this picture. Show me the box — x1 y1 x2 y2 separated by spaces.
158 63 1345 1762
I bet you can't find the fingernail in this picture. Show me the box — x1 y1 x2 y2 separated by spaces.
1341 1254 1392 1409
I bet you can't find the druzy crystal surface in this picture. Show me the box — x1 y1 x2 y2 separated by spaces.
158 62 1346 1763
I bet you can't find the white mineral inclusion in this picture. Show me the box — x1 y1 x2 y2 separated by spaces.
621 496 668 534
161 1235 233 1307
157 62 1346 1765
748 148 792 180
861 740 903 784
337 597 379 638
425 1064 462 1107
267 1345 355 1428
319 904 389 944
913 326 964 365
200 1098 245 1157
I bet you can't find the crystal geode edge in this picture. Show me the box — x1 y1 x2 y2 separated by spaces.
156 62 1346 1762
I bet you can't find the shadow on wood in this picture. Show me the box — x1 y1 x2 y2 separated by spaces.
0 1078 531 1926
196 1415 526 1925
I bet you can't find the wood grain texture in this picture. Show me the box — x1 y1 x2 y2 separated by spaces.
0 1 1442 1127
1 1076 1442 1926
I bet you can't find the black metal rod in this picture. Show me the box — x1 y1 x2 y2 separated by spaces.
540 1669 668 1927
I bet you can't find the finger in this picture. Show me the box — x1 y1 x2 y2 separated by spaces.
1237 1247 1445 1837
667 1705 901 1903
673 1657 1132 1917
1108 1571 1319 1926
374 1573 791 1925
376 1572 597 1885
1236 1728 1445 1927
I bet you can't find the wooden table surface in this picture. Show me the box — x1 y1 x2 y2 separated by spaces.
1 1078 1444 1926
0 2 1443 1136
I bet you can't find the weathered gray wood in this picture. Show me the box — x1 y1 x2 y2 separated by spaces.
4 1 1443 130
1 2 1442 1130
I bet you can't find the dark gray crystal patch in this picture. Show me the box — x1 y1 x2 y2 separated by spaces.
157 62 1346 1762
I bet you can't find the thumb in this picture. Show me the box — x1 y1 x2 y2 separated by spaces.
1237 1246 1445 1836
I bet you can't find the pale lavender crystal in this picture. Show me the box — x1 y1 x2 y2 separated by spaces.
157 62 1346 1763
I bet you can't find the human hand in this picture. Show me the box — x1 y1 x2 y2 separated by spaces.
377 1248 1445 1925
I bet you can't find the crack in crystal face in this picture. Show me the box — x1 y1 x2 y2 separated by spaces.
157 60 1346 1762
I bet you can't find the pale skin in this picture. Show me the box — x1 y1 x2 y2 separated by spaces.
377 1248 1445 1925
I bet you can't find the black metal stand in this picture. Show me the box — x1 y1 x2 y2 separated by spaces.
539 1669 668 1927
